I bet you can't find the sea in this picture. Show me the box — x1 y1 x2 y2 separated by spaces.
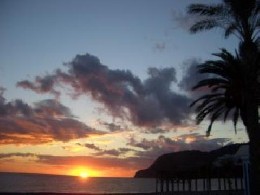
0 172 156 194
0 172 244 194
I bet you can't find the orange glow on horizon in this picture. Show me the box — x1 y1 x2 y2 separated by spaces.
185 137 196 143
0 159 137 178
69 166 99 178
79 172 89 179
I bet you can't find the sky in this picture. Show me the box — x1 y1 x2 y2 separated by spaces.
0 0 249 178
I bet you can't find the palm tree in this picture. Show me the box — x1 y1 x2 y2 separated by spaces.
190 49 245 135
187 0 260 194
188 0 259 42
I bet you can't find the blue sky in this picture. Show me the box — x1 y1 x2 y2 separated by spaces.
0 0 238 119
0 0 248 177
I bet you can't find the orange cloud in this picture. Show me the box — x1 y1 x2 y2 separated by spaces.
0 99 103 145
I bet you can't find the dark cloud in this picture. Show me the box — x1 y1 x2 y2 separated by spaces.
18 53 193 128
0 152 36 159
78 142 136 157
128 133 231 158
17 75 60 98
99 121 122 132
33 99 73 118
143 127 167 134
118 147 136 153
0 93 102 145
94 149 121 157
94 147 138 157
178 58 201 92
178 58 210 99
128 137 156 150
0 98 33 117
0 117 102 145
81 143 102 151
136 67 191 126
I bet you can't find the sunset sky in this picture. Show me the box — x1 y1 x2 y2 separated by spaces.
0 0 248 177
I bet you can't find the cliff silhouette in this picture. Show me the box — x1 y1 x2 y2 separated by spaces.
134 144 244 178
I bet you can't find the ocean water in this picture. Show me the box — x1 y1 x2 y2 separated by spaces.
0 172 156 193
0 172 244 193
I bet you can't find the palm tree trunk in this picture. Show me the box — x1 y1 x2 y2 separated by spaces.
244 39 260 195
245 88 260 195
248 126 260 195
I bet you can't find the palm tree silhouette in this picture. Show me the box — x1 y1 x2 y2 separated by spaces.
190 49 244 135
187 0 259 194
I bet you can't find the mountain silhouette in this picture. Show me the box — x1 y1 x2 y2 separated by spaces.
134 144 244 178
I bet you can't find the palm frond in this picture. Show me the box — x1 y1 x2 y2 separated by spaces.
211 85 226 92
223 107 233 122
196 97 224 114
188 4 224 16
225 23 239 38
192 78 228 90
198 61 226 72
190 93 223 107
233 107 240 134
206 106 225 136
195 98 226 124
187 0 259 41
190 19 219 33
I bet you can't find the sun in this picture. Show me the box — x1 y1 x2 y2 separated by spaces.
79 171 89 179
69 166 101 178
69 167 90 178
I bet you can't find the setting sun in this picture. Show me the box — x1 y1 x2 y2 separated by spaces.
69 166 100 178
79 171 89 178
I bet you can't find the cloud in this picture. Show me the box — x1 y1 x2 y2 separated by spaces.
17 75 60 98
33 99 74 118
178 58 210 99
0 94 102 145
128 133 231 158
0 117 101 145
99 121 122 132
0 98 33 117
81 143 102 151
0 134 232 176
18 53 193 128
78 142 136 157
138 67 191 126
0 152 36 159
94 147 138 157
94 149 121 157
143 127 167 134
